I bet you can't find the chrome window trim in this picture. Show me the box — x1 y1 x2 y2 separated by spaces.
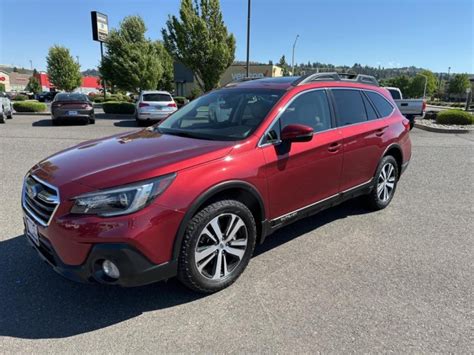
270 178 373 223
258 87 395 148
22 174 60 227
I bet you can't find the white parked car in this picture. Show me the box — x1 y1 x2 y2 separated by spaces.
0 92 13 123
135 90 177 126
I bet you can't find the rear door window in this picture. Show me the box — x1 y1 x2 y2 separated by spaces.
387 89 401 100
143 94 172 102
365 91 394 118
332 89 367 126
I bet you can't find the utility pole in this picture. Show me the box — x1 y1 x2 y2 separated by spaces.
100 42 107 99
291 34 299 76
246 0 251 78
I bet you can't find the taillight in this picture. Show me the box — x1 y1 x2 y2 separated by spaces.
422 101 426 112
52 103 62 108
139 102 149 108
168 103 177 108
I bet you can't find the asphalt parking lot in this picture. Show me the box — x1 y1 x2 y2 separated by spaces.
0 114 472 353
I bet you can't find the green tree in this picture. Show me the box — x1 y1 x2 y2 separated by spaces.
156 44 175 92
278 55 290 76
26 76 42 94
407 70 438 98
448 73 470 96
46 45 82 91
383 75 412 97
100 16 170 93
0 83 5 92
162 0 236 92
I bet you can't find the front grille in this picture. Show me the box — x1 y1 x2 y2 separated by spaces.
22 175 60 226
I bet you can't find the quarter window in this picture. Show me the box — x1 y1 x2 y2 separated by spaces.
362 93 379 120
365 91 394 117
279 90 332 133
332 89 367 126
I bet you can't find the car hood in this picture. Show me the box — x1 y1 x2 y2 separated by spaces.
31 129 235 193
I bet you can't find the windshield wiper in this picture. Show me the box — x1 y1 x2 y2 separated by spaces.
158 129 212 140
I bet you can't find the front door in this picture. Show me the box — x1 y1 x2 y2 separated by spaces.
261 89 344 220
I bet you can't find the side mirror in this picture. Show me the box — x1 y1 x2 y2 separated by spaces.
280 124 314 142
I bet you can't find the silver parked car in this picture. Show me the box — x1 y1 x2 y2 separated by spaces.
135 90 177 126
0 92 13 123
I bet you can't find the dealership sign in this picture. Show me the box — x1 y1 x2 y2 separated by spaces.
91 11 109 42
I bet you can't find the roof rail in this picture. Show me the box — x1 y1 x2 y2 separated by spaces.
293 72 379 87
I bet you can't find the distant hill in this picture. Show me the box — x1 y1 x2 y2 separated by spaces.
81 68 100 77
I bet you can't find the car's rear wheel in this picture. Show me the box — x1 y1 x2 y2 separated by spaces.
89 117 95 124
178 200 256 293
7 109 13 119
365 155 399 210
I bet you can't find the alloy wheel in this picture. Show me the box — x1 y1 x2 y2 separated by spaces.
377 162 396 202
194 213 248 280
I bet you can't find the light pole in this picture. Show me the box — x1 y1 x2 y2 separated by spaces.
245 0 251 78
291 34 299 76
420 74 428 99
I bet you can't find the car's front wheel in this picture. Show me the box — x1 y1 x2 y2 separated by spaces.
365 155 399 210
178 200 256 293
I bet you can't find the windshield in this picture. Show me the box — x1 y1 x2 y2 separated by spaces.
157 88 284 141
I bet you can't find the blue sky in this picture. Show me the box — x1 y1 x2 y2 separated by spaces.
0 0 472 73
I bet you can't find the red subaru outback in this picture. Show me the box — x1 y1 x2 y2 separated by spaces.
23 73 411 293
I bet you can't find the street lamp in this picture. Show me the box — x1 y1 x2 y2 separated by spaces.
245 0 251 78
419 74 428 99
291 34 299 76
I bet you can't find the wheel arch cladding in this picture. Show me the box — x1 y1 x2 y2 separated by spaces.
383 145 403 177
172 181 266 261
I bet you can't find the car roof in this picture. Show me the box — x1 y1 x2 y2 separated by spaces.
141 90 172 95
224 75 392 100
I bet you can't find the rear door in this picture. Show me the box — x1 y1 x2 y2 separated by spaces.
330 88 389 191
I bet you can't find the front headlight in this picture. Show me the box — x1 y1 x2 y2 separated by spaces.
71 174 176 217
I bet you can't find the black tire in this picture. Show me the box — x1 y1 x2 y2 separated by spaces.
178 200 257 293
0 108 5 124
365 155 399 211
89 117 96 124
7 110 13 119
52 119 59 126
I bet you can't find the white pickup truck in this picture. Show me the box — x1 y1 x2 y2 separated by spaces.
0 92 13 123
385 87 426 129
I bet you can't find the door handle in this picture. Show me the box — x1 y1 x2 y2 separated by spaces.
375 126 388 137
328 142 342 152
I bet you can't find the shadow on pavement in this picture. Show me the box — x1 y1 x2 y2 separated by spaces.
113 120 139 128
0 199 368 339
32 119 88 127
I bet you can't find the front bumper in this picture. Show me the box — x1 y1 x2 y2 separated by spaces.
26 232 177 286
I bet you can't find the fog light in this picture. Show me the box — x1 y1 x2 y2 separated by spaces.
102 260 120 279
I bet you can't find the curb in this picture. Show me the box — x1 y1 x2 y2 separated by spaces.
13 112 51 116
414 122 472 134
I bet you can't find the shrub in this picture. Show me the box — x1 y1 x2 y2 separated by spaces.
0 83 5 92
173 96 189 108
13 101 48 112
13 94 28 101
93 96 104 103
424 111 437 120
102 101 136 114
436 110 473 125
